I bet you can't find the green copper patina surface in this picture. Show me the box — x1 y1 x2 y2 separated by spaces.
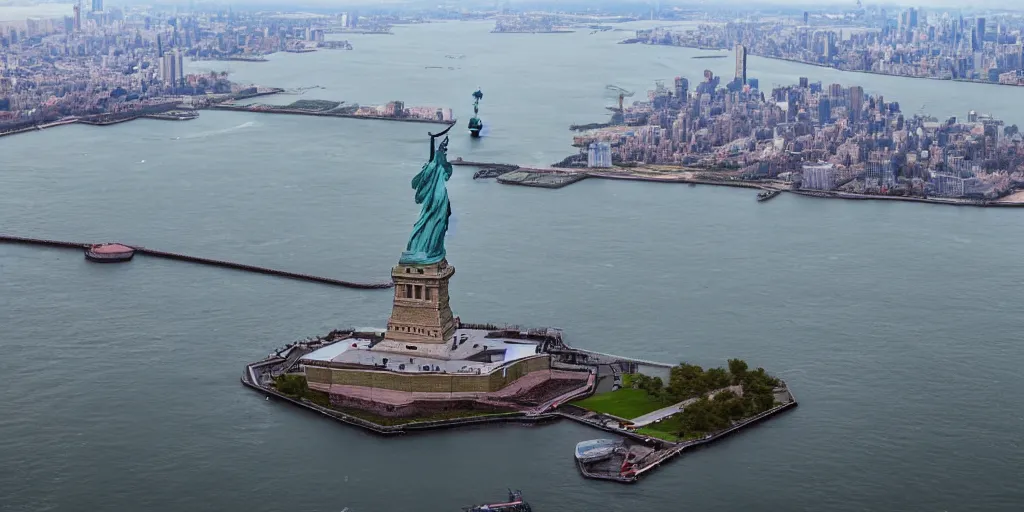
400 137 453 265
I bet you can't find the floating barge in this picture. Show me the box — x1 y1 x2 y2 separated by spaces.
84 243 135 263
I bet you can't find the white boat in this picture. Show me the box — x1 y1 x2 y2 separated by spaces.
575 439 621 463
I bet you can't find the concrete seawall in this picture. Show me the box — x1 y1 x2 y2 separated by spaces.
242 359 562 435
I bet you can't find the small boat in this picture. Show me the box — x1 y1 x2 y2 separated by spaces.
575 438 621 463
464 490 532 512
84 243 135 263
468 117 482 137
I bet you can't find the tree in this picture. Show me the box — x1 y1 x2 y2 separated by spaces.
728 359 748 382
668 362 708 401
704 367 731 390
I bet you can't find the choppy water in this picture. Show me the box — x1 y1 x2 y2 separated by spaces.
3 21 1024 512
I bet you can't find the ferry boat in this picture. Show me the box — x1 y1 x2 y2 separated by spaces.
575 438 622 463
468 117 483 137
464 490 532 511
84 243 135 263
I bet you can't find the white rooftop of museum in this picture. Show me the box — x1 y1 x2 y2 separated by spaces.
299 328 543 375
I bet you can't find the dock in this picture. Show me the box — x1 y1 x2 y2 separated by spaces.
0 234 392 289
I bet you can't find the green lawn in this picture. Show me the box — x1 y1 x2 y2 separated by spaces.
570 388 672 420
637 414 688 442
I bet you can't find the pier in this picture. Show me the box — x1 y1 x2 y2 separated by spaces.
0 235 392 289
209 103 455 125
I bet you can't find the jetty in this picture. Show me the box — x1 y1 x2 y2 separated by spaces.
0 235 391 289
210 103 455 126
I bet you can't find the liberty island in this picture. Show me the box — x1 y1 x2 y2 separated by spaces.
242 128 797 483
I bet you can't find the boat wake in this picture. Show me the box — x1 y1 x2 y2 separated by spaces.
184 121 256 139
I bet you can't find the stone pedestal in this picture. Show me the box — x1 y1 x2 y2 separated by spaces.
384 259 457 346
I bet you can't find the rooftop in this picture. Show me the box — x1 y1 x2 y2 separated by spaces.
299 328 542 375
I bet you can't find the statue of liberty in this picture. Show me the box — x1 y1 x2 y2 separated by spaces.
400 125 454 265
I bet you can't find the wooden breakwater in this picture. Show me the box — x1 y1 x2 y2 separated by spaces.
0 234 392 290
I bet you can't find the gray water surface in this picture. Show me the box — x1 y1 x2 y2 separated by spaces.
2 20 1024 512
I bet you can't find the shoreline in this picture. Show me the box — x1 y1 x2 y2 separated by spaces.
571 397 799 483
243 331 796 484
626 40 1024 88
455 159 1024 208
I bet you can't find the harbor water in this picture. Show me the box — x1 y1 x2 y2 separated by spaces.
2 20 1024 512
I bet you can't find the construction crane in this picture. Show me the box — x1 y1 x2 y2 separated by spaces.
605 84 635 111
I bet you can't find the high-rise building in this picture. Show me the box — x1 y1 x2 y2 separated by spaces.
975 17 986 51
162 50 184 88
818 97 832 125
73 4 81 32
674 76 688 101
91 0 102 13
849 86 864 123
588 142 612 168
177 50 185 88
802 163 837 191
803 11 808 25
734 44 747 85
157 34 163 57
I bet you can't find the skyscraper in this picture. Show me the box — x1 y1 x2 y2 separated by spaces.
849 86 864 123
177 50 185 88
976 18 986 51
818 97 832 125
735 44 747 85
674 76 688 101
803 11 808 25
162 50 183 88
91 0 102 13
73 4 81 32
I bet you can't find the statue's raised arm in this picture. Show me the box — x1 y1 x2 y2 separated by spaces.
400 127 454 265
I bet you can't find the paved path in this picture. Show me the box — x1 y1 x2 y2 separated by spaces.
629 385 742 427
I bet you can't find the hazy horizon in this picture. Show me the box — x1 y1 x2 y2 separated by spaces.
87 0 1024 12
